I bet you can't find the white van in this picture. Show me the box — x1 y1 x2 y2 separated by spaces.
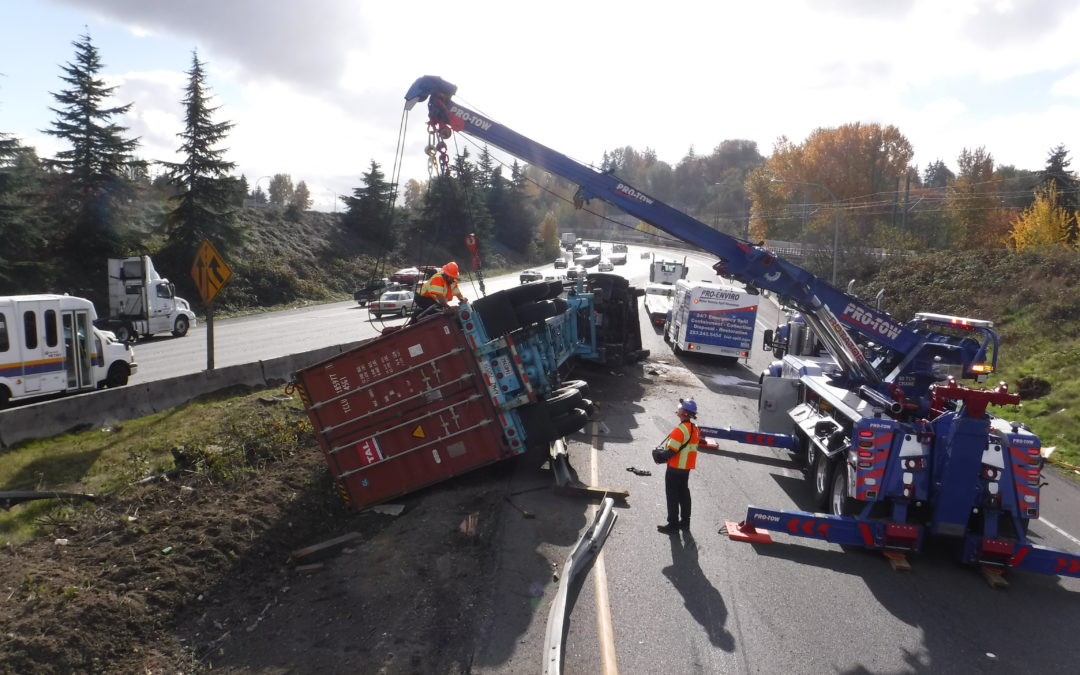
665 280 759 359
0 295 137 407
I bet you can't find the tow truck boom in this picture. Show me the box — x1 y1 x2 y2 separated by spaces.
403 75 1080 581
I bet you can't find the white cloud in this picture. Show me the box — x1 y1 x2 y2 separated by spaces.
1051 71 1080 99
16 0 1080 210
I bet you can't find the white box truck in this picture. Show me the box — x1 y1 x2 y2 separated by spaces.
649 254 688 285
665 279 759 359
0 294 138 406
99 256 197 343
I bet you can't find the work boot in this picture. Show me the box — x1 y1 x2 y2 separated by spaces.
657 523 679 534
679 521 690 531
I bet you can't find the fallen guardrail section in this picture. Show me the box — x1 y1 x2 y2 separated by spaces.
542 496 617 675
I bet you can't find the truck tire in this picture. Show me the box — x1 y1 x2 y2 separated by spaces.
830 463 857 517
553 408 589 437
557 379 590 397
543 279 565 299
506 281 550 305
114 323 134 343
544 387 583 417
106 362 130 388
811 450 833 509
172 316 190 337
472 291 520 337
516 300 559 326
0 386 10 409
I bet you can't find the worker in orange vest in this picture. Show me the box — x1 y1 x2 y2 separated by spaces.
655 398 700 534
412 261 468 319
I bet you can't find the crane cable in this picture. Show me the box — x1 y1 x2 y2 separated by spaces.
369 106 413 332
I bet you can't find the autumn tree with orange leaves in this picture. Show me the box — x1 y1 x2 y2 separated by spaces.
746 122 915 248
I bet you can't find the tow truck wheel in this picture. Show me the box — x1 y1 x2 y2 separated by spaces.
0 386 10 409
803 433 817 471
830 464 857 517
172 316 190 337
811 450 833 508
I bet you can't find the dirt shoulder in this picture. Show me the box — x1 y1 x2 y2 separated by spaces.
0 364 638 674
0 420 511 674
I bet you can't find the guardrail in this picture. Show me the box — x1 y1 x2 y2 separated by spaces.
0 340 365 449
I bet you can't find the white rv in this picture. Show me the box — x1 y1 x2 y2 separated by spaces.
0 294 137 407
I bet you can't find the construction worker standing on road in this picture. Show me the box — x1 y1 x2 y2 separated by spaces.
413 262 468 320
656 399 700 534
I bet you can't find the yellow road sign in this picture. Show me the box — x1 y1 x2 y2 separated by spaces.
190 239 233 304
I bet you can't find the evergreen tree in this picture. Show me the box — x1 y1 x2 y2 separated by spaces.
43 32 143 288
162 50 242 277
1040 144 1079 245
233 174 250 207
0 133 48 291
922 160 954 189
342 160 397 249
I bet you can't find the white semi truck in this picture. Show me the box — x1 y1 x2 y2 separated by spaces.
649 254 688 285
98 256 197 343
0 294 137 407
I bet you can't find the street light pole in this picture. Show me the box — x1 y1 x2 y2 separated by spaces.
771 178 840 285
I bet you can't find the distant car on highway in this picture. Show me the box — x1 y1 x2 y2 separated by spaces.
389 267 422 284
643 283 676 325
369 290 416 318
553 257 568 269
598 259 614 272
354 278 393 306
519 269 544 283
565 266 587 281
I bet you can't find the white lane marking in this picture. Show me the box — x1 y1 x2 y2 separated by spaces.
591 426 618 674
1037 516 1080 548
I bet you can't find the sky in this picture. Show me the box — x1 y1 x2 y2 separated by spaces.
3 0 1080 213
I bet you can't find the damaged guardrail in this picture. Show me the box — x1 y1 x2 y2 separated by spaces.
542 496 618 675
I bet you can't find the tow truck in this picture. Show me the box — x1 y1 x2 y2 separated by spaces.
401 75 1080 580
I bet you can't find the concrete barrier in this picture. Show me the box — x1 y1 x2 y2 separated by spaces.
0 340 366 449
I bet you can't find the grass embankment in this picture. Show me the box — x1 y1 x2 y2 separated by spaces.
0 389 312 546
864 248 1080 467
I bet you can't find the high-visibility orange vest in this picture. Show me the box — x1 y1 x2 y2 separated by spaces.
665 421 700 470
420 273 462 302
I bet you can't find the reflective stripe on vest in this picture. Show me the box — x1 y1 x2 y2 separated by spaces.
420 274 450 300
665 421 700 470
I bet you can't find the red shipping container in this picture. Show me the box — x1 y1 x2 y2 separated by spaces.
293 314 514 509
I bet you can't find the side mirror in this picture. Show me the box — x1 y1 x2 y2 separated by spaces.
763 329 774 349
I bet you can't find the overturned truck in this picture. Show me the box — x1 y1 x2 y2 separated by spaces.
291 276 645 510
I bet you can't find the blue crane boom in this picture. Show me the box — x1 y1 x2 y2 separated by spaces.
402 75 1080 581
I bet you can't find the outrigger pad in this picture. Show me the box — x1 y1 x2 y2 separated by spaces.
724 520 773 544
